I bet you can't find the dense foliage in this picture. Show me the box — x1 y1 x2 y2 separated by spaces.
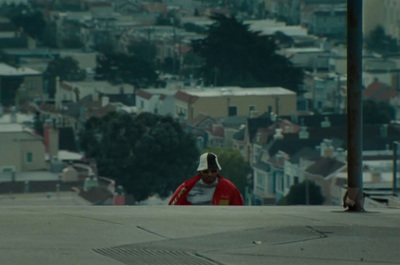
365 26 399 55
95 53 160 88
79 112 199 202
278 180 325 205
45 57 86 82
45 57 86 97
363 100 396 125
191 14 304 91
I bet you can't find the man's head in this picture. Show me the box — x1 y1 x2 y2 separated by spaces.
197 153 221 184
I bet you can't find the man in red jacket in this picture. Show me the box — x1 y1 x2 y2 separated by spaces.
169 152 244 205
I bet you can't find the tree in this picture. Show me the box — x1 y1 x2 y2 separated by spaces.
9 9 46 40
192 14 303 91
204 147 252 196
79 112 199 202
278 180 325 205
45 57 86 98
95 53 159 88
46 57 86 82
128 41 157 65
365 26 399 55
363 100 396 125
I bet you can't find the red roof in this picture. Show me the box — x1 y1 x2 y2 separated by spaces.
61 82 73 91
136 90 153 100
212 125 224 137
363 81 397 100
174 90 198 104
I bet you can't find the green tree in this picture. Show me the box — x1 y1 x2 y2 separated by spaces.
363 100 396 125
46 56 86 82
95 53 159 87
192 14 303 91
278 180 325 205
9 9 46 40
79 112 199 202
45 57 86 98
365 26 399 54
128 41 157 65
204 147 252 196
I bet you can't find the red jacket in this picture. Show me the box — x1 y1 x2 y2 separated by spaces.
169 174 244 205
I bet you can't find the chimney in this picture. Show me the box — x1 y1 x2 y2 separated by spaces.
321 139 334 158
249 109 258 118
371 172 381 183
101 96 109 107
10 106 17 123
299 126 309 139
335 147 346 162
43 120 59 160
273 128 284 140
55 77 61 110
321 116 331 128
380 124 388 138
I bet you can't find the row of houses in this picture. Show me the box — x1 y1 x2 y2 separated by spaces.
230 111 400 207
2 77 400 206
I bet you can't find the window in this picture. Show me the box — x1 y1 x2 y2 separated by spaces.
26 152 33 163
294 176 299 185
228 106 237 116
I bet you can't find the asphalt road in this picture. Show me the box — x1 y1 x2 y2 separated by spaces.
0 205 399 265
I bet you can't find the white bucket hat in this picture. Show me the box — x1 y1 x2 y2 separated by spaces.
197 153 222 171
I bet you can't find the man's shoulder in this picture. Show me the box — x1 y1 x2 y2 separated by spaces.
219 177 237 188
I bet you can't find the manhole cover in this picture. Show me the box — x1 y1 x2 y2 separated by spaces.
94 247 221 265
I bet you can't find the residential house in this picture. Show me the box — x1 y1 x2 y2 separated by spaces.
136 88 176 116
363 81 399 103
251 116 400 205
232 126 246 157
140 1 167 14
217 115 248 148
246 19 308 38
309 9 346 38
300 138 347 204
298 0 346 28
279 47 331 71
59 81 134 103
240 113 345 165
253 135 333 205
114 1 141 15
87 1 113 18
362 58 400 91
265 0 346 29
362 80 400 119
0 123 46 175
308 72 347 113
173 86 297 123
0 63 43 107
248 112 346 205
185 114 228 149
1 48 60 73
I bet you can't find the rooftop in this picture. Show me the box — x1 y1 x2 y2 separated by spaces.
0 63 40 76
182 87 296 97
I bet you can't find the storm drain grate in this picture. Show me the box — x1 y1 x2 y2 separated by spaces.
94 247 222 265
